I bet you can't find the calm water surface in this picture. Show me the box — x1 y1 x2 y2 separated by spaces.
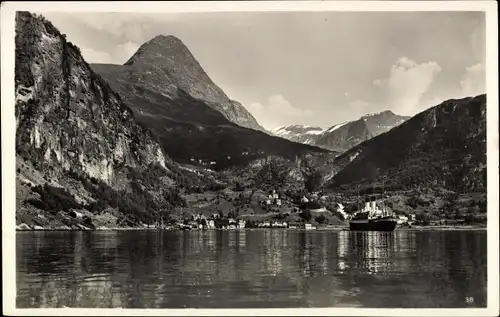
16 230 487 308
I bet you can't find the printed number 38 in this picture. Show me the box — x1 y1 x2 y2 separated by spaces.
465 297 475 304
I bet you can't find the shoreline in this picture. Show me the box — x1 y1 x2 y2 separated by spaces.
15 225 487 232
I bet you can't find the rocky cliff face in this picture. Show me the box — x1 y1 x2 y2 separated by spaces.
270 111 409 153
326 95 487 193
15 12 168 184
14 12 204 229
95 34 264 132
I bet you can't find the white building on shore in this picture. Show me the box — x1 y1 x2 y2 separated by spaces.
336 203 350 220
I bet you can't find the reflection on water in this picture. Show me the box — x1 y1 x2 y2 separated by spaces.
16 230 487 308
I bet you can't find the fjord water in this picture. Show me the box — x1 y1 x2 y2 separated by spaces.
16 230 486 308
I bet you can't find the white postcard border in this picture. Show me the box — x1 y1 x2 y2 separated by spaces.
1 1 498 316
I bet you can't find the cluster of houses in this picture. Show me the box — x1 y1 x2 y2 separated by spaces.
173 208 325 230
396 214 416 226
177 213 247 230
240 150 264 156
300 193 329 203
256 221 288 228
431 218 467 226
188 150 259 166
254 222 318 229
189 158 224 166
256 189 353 220
261 189 282 208
260 189 331 209
190 158 206 165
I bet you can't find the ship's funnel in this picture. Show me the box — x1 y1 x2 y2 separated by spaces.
365 202 370 210
371 201 376 210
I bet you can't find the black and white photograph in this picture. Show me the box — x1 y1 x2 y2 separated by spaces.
2 1 498 315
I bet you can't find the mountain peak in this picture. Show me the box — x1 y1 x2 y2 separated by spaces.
147 34 184 46
124 34 191 66
98 33 266 132
362 110 397 118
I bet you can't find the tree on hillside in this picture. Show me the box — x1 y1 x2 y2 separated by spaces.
304 169 323 193
441 191 460 217
228 210 238 219
302 200 322 210
344 203 358 214
315 214 326 224
416 213 430 226
247 188 257 203
300 209 312 222
234 181 245 192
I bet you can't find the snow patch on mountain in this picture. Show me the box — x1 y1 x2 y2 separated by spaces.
305 129 325 135
326 122 348 133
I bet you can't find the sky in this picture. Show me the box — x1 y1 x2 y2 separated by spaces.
39 11 486 130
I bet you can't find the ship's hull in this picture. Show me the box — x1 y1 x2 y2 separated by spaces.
349 217 397 231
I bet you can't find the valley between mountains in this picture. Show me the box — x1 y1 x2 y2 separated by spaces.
15 12 487 230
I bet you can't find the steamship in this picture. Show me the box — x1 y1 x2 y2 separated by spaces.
349 199 397 232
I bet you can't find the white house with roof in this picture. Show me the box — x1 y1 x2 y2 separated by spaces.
396 215 409 225
271 190 279 199
259 221 271 228
305 223 316 230
238 220 246 229
207 219 215 229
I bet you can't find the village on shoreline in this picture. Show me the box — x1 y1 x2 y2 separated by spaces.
15 187 487 232
14 156 489 232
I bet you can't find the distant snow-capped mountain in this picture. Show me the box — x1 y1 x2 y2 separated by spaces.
271 111 410 153
271 125 325 145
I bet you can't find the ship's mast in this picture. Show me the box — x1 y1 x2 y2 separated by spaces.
367 196 371 219
357 185 360 212
381 176 386 216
